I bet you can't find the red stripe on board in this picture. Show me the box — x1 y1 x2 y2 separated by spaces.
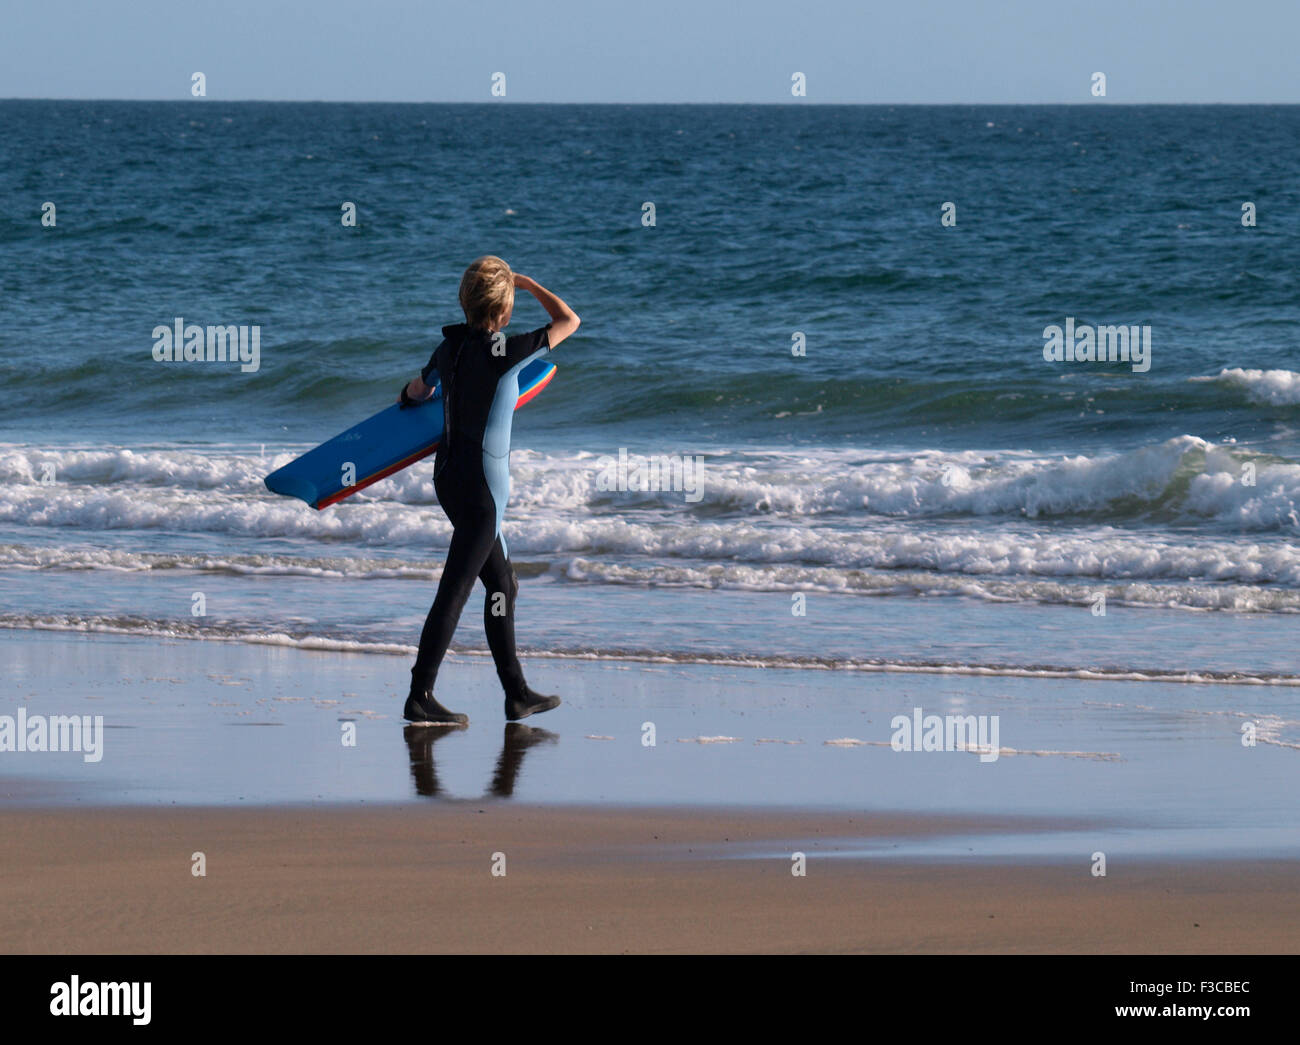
314 444 437 509
515 366 555 409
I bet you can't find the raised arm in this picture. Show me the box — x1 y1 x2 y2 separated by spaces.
513 274 580 348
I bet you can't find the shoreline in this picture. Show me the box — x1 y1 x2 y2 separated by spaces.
13 616 1300 687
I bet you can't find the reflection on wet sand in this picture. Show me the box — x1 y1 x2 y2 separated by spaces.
403 723 558 798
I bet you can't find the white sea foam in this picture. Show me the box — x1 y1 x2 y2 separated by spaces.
4 440 1300 611
1199 368 1300 406
6 437 1298 527
5 612 1300 687
959 745 1123 761
7 538 1300 612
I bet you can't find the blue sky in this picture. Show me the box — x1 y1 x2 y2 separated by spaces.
3 0 1296 103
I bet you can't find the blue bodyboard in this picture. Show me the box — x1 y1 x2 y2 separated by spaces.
264 359 556 510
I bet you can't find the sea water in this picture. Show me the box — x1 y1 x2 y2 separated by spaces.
2 102 1299 730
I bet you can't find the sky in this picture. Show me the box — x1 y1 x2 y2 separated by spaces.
2 0 1297 103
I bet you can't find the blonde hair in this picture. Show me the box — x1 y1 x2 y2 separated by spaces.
458 255 514 330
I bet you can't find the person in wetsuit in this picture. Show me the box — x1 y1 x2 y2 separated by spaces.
398 257 580 724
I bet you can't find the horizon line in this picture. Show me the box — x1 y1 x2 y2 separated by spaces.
3 98 1299 106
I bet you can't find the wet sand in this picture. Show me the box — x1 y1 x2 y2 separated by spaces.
2 804 1297 954
4 630 1298 865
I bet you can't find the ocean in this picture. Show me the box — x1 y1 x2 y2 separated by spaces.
3 101 1300 690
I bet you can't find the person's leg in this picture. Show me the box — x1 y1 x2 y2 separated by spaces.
478 537 561 721
478 536 524 695
406 508 498 723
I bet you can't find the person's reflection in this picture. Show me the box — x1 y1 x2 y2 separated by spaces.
488 723 559 797
403 723 466 796
403 722 558 799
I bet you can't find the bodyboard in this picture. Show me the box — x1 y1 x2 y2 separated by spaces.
264 359 556 510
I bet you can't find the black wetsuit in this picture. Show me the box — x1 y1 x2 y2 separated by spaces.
409 322 552 699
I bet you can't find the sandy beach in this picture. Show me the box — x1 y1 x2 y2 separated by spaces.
1 630 1297 954
2 803 1297 954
